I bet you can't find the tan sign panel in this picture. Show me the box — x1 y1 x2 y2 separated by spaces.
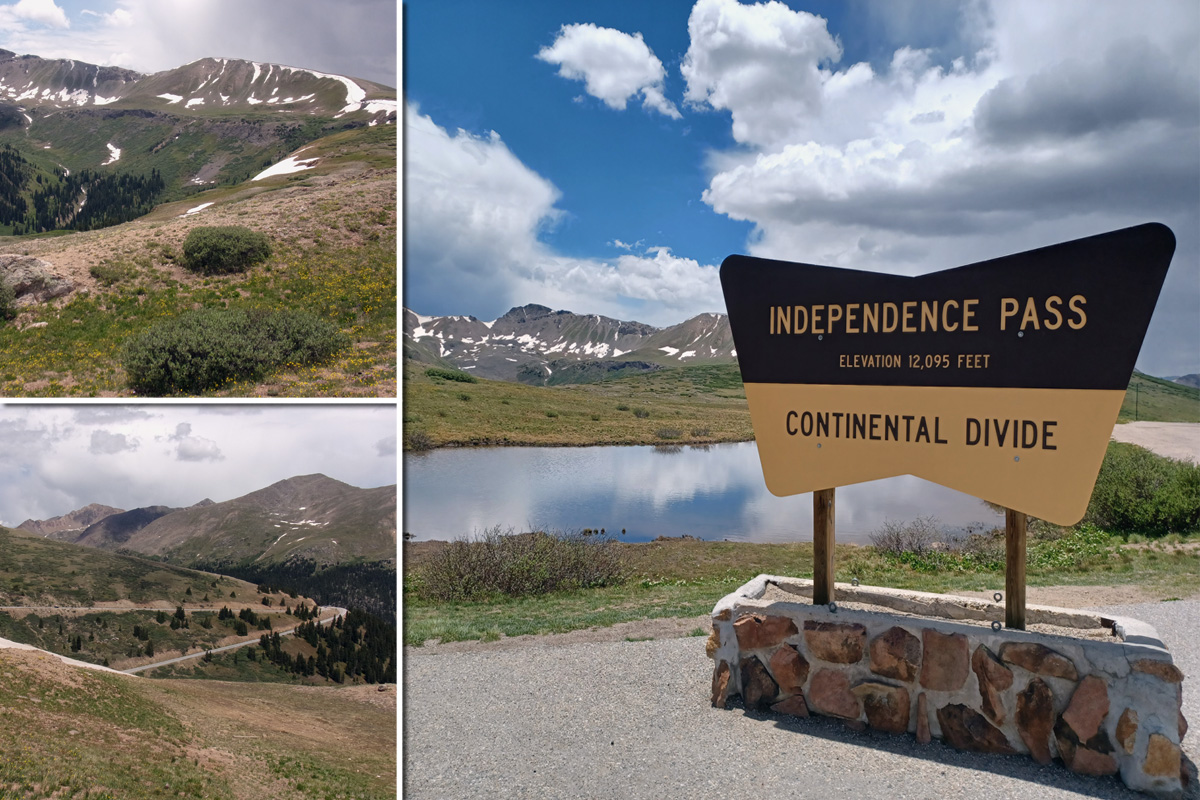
721 224 1175 524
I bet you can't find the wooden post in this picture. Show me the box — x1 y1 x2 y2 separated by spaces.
813 488 835 605
1005 507 1027 630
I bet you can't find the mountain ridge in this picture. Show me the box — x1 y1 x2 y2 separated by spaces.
403 304 735 384
29 473 396 570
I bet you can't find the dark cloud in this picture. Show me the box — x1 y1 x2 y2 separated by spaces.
975 38 1199 144
71 406 155 424
89 430 139 455
375 435 397 457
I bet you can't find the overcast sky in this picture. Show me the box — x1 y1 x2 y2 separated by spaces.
406 0 1199 377
0 404 397 527
0 0 396 85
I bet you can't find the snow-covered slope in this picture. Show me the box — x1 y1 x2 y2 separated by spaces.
403 304 736 384
0 50 394 124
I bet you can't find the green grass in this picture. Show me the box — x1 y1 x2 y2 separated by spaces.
403 532 1200 646
405 362 1197 449
1117 371 1200 422
0 527 255 606
402 361 754 448
0 652 395 799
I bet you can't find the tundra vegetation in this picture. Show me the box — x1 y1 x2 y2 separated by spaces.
403 362 1198 450
0 124 396 396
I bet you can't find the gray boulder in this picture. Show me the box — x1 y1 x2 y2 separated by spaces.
0 254 74 304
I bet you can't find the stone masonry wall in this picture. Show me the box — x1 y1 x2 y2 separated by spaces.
709 576 1188 798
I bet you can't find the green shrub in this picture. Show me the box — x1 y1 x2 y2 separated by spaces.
1084 442 1200 534
121 307 347 395
407 430 434 451
633 407 650 418
424 366 477 383
655 427 682 440
415 527 627 601
181 226 272 275
545 409 559 418
0 279 14 321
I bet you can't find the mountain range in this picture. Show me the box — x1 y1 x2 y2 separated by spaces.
17 473 396 570
403 303 735 384
0 49 395 235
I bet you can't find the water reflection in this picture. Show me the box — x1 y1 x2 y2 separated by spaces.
403 442 1002 544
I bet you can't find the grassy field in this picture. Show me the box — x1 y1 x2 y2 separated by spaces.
0 648 395 800
403 530 1200 646
0 125 396 397
1117 370 1200 422
403 362 1199 449
0 526 260 607
403 361 754 448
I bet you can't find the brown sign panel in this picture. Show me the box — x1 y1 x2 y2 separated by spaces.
720 223 1175 524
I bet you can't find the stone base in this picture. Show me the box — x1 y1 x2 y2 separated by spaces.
710 576 1187 798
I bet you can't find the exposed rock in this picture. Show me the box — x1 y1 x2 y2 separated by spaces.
705 624 721 658
919 629 969 692
971 644 1013 725
1131 658 1183 684
1143 734 1181 779
711 661 731 708
1062 675 1109 743
768 644 809 695
1016 678 1055 765
852 682 910 734
770 694 809 717
1054 715 1116 776
999 642 1079 681
0 254 74 304
869 626 921 682
734 614 798 651
740 656 779 710
807 668 861 720
803 620 866 664
936 703 1016 754
1115 707 1138 755
916 692 931 744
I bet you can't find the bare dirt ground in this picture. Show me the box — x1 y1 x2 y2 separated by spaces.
1111 421 1200 463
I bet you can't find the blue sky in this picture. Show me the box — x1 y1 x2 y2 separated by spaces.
405 0 1200 377
0 0 396 85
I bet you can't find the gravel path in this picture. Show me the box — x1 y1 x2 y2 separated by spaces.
404 600 1198 799
1111 422 1200 464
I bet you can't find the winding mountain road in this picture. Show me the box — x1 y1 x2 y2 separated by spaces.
0 605 346 676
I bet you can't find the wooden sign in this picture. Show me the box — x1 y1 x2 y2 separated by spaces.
720 223 1175 525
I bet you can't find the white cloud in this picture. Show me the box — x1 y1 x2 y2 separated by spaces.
682 0 842 147
0 0 394 86
537 22 681 119
167 421 223 462
405 103 723 325
0 0 69 29
0 405 396 527
690 0 1199 374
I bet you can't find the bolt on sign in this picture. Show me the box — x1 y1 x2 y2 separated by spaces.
720 223 1175 525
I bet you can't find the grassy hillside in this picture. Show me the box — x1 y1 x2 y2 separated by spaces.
0 648 395 799
1117 370 1200 422
404 361 1197 450
0 125 396 397
403 360 754 449
0 525 256 606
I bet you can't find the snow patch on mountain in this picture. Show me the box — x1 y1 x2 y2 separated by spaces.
252 154 319 181
102 143 120 165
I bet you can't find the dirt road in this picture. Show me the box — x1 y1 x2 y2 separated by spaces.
1111 421 1200 463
